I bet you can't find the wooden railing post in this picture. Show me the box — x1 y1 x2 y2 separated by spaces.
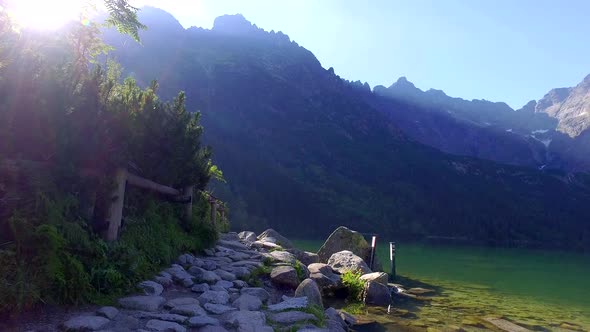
104 168 128 241
183 185 193 223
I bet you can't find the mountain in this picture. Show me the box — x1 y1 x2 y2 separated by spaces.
375 75 590 171
101 7 590 250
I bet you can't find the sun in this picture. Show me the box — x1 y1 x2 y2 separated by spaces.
4 0 86 30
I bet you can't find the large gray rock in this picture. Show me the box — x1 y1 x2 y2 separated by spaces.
270 266 299 288
294 278 323 308
217 239 249 251
215 280 234 289
199 290 230 305
324 307 347 329
238 231 257 242
96 306 119 320
257 229 294 248
327 250 371 274
214 269 237 281
191 283 210 293
231 294 263 311
222 310 267 332
188 266 221 284
203 303 237 315
240 287 270 303
269 311 318 324
165 265 193 282
360 272 388 285
317 226 371 263
144 319 186 332
62 315 109 331
267 296 308 311
364 281 391 306
187 315 220 327
138 280 164 296
118 296 165 312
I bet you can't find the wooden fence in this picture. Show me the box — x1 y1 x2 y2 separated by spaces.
1 160 226 241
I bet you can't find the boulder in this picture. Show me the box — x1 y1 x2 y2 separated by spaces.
317 226 371 263
257 229 294 248
231 294 263 311
96 306 119 320
267 296 308 311
270 266 299 288
240 287 270 303
191 283 210 293
222 310 267 331
324 307 347 329
214 269 237 281
238 231 257 242
118 296 165 312
294 279 323 308
187 315 220 327
215 280 234 289
217 240 250 251
188 266 221 284
233 280 247 289
145 319 186 332
203 303 237 315
62 315 109 331
198 290 230 305
364 281 391 306
138 280 164 296
327 250 371 274
360 272 388 285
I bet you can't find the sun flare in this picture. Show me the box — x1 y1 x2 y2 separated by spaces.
4 0 86 30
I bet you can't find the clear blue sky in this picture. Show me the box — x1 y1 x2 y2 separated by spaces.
139 0 590 108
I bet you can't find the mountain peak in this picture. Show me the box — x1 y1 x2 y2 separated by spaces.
391 76 417 90
213 14 256 34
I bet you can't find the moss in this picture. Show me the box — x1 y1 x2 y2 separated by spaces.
293 260 305 282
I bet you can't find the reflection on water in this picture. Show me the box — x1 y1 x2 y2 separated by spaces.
294 240 590 331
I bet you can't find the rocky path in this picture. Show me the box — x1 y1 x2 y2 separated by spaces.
52 231 356 332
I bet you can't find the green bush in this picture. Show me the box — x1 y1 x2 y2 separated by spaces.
341 269 365 302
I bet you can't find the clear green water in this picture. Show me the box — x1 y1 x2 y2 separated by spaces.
294 240 590 331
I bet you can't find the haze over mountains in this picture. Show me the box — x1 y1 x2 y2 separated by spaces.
102 7 590 250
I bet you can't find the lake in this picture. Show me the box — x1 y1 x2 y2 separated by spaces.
293 240 590 331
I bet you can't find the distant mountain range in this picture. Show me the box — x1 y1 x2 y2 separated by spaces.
101 7 590 250
373 74 590 171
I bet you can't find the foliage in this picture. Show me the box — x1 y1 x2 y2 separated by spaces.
341 270 365 302
341 302 367 315
241 265 271 287
0 18 222 314
293 260 305 282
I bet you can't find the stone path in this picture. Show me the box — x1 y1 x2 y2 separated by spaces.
59 232 355 332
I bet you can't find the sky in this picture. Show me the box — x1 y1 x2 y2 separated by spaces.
135 0 590 108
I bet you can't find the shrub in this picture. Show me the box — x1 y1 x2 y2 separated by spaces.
341 269 365 302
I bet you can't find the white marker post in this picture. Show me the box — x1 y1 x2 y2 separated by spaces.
369 235 377 270
389 242 396 281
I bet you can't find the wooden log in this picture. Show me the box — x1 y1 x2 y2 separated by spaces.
104 168 128 241
126 172 180 196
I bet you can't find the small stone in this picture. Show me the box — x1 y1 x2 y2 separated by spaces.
267 296 308 311
165 297 200 309
231 294 263 311
191 283 210 293
232 280 247 289
96 306 119 320
118 296 165 312
145 319 186 332
154 276 173 287
269 311 317 324
187 315 221 327
214 269 237 281
211 285 227 291
170 304 206 317
203 303 237 315
181 278 194 288
138 280 164 296
62 315 109 331
240 287 270 303
178 253 195 266
199 290 230 305
215 280 234 289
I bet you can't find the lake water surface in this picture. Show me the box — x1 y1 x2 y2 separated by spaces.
294 240 590 331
